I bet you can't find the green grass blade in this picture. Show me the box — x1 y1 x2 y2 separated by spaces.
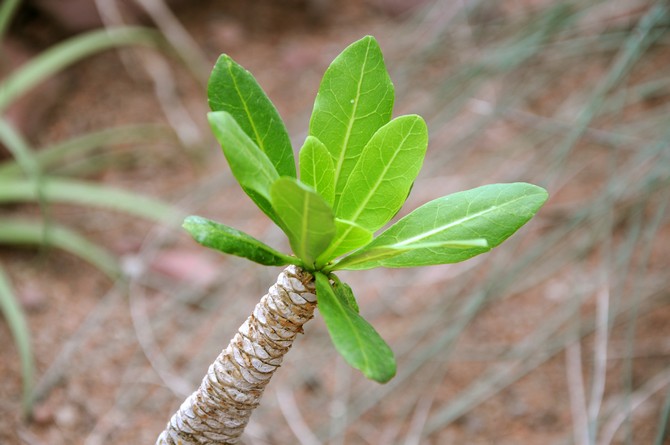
0 177 179 223
0 0 21 40
0 26 163 113
0 265 34 417
653 387 670 445
0 124 171 178
0 219 120 278
0 118 40 178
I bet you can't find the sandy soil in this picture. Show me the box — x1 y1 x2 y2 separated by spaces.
1 1 669 444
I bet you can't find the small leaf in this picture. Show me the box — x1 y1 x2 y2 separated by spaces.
299 136 335 206
317 219 372 266
315 273 396 383
183 216 295 266
208 55 296 177
309 35 394 207
208 111 280 224
337 115 428 231
271 178 336 267
333 183 548 270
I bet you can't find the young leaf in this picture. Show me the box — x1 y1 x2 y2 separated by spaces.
299 136 335 206
336 115 428 231
309 35 394 206
315 273 395 383
183 215 296 267
208 111 280 224
271 178 336 267
208 54 296 177
333 183 548 270
316 219 373 266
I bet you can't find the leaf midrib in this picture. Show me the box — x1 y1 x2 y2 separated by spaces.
392 192 534 247
228 124 276 190
299 192 311 261
344 119 417 225
227 59 266 154
333 38 373 202
320 275 373 375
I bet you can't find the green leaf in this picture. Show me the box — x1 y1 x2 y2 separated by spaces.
309 35 394 207
299 136 335 206
315 273 395 382
317 219 372 265
336 114 428 231
208 111 280 224
331 239 488 271
208 55 296 177
182 215 296 267
270 178 336 267
333 183 548 270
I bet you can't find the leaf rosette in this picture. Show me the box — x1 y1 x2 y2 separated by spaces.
183 35 549 382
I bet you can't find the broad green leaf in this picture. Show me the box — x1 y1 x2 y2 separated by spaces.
271 177 336 267
208 111 280 224
336 115 428 231
182 215 295 267
299 136 335 206
309 35 394 206
317 219 372 266
208 55 295 177
333 183 548 270
315 273 395 383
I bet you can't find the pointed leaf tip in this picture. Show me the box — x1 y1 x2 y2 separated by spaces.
208 54 296 177
334 183 548 270
309 34 395 208
183 215 295 266
316 273 396 383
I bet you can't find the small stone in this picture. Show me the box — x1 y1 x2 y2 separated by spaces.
54 404 78 428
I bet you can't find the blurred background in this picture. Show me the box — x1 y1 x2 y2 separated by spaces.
1 0 669 444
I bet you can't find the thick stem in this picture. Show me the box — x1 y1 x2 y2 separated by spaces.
156 265 316 444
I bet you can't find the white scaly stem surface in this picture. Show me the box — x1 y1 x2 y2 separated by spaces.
156 265 316 444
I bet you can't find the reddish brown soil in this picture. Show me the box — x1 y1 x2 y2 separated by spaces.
2 1 668 444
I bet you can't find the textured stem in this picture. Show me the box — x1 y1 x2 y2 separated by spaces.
156 265 316 444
